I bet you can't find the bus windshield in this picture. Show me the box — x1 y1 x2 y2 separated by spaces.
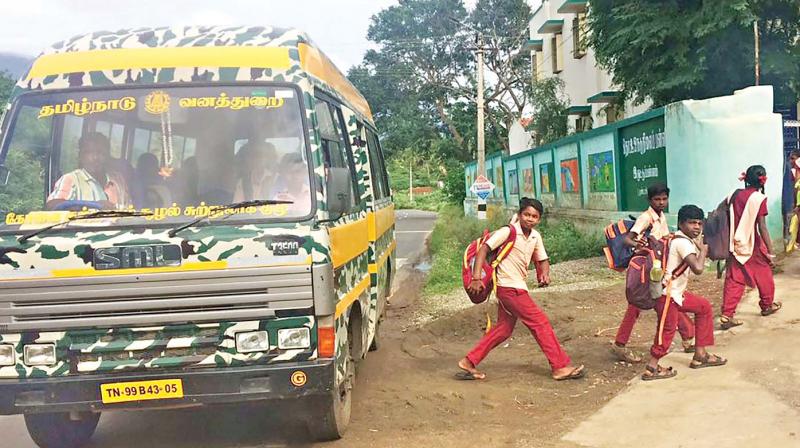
0 84 312 228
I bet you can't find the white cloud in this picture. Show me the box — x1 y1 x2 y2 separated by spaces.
0 0 398 70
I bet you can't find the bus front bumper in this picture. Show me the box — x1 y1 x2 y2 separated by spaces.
0 359 334 415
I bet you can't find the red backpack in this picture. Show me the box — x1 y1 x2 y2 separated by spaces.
462 225 517 304
625 235 689 310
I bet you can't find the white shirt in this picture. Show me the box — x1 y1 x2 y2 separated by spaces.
631 206 670 239
484 222 548 290
663 231 698 305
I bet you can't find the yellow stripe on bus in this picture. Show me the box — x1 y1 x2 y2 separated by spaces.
368 240 397 274
298 43 373 122
367 204 395 241
51 261 229 278
329 217 369 268
26 46 292 80
335 275 370 318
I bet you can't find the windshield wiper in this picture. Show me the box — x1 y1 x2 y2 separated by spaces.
17 210 154 244
167 199 294 238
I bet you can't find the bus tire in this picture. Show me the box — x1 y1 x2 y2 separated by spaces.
368 320 380 352
24 412 100 448
308 334 354 441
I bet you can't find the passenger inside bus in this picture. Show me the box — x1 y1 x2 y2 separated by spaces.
272 152 311 212
232 140 278 202
46 132 132 210
136 153 171 208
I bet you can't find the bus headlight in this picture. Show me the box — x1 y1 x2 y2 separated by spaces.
0 344 15 366
24 344 56 366
235 331 270 353
277 328 311 350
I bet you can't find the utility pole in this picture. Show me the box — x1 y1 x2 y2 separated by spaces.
754 20 760 86
409 159 414 203
476 32 488 220
476 32 486 179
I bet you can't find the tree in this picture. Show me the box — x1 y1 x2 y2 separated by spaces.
469 0 533 128
359 0 472 148
588 0 800 107
527 77 569 146
0 71 14 109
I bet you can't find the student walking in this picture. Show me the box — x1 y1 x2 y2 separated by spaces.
720 165 782 329
458 198 585 381
642 205 727 380
611 183 696 363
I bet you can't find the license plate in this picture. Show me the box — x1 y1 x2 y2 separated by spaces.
100 379 184 404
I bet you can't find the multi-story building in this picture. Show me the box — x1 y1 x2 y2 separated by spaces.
525 0 650 134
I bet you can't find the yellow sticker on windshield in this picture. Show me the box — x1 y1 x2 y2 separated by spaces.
178 93 284 111
38 97 136 119
6 203 290 226
144 91 171 114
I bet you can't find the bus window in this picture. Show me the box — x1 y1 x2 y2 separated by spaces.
366 129 389 199
315 98 357 210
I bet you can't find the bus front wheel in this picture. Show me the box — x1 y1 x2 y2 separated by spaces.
24 411 100 448
308 337 354 441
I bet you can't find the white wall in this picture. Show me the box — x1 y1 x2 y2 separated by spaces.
665 86 784 237
529 1 650 130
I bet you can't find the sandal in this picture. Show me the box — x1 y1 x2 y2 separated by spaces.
719 315 743 330
456 358 486 380
690 353 727 369
761 302 782 316
611 344 642 363
682 339 695 353
553 365 586 381
641 364 677 381
454 370 485 380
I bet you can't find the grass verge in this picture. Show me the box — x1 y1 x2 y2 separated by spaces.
423 205 605 296
394 189 448 212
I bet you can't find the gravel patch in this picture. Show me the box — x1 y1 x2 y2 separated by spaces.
412 256 622 328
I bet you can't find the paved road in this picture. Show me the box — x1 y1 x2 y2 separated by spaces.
0 209 437 448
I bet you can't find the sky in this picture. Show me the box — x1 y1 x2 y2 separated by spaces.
0 0 483 72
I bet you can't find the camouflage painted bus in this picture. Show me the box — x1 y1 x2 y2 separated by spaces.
0 26 395 446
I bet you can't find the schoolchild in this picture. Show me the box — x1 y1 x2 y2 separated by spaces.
611 182 695 363
458 198 585 381
642 205 727 380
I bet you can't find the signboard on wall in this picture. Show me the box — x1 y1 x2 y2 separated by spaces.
589 151 615 193
619 116 668 211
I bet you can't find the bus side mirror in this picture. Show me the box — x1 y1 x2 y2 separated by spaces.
326 167 353 218
0 165 9 187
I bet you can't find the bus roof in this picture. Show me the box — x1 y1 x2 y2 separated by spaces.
15 25 373 122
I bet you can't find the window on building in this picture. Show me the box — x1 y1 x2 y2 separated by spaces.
572 13 587 59
551 33 564 73
576 115 593 133
604 104 624 124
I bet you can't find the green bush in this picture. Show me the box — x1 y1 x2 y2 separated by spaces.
394 189 447 212
441 159 466 206
423 206 604 295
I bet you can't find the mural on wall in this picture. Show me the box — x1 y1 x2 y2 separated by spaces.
522 168 534 195
560 158 580 193
540 163 554 194
495 166 504 193
589 151 615 193
619 116 667 211
508 169 519 194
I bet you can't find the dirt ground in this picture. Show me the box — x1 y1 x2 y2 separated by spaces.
330 258 730 448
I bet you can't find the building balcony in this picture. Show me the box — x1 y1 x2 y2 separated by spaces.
537 19 564 34
557 0 588 14
587 91 621 104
